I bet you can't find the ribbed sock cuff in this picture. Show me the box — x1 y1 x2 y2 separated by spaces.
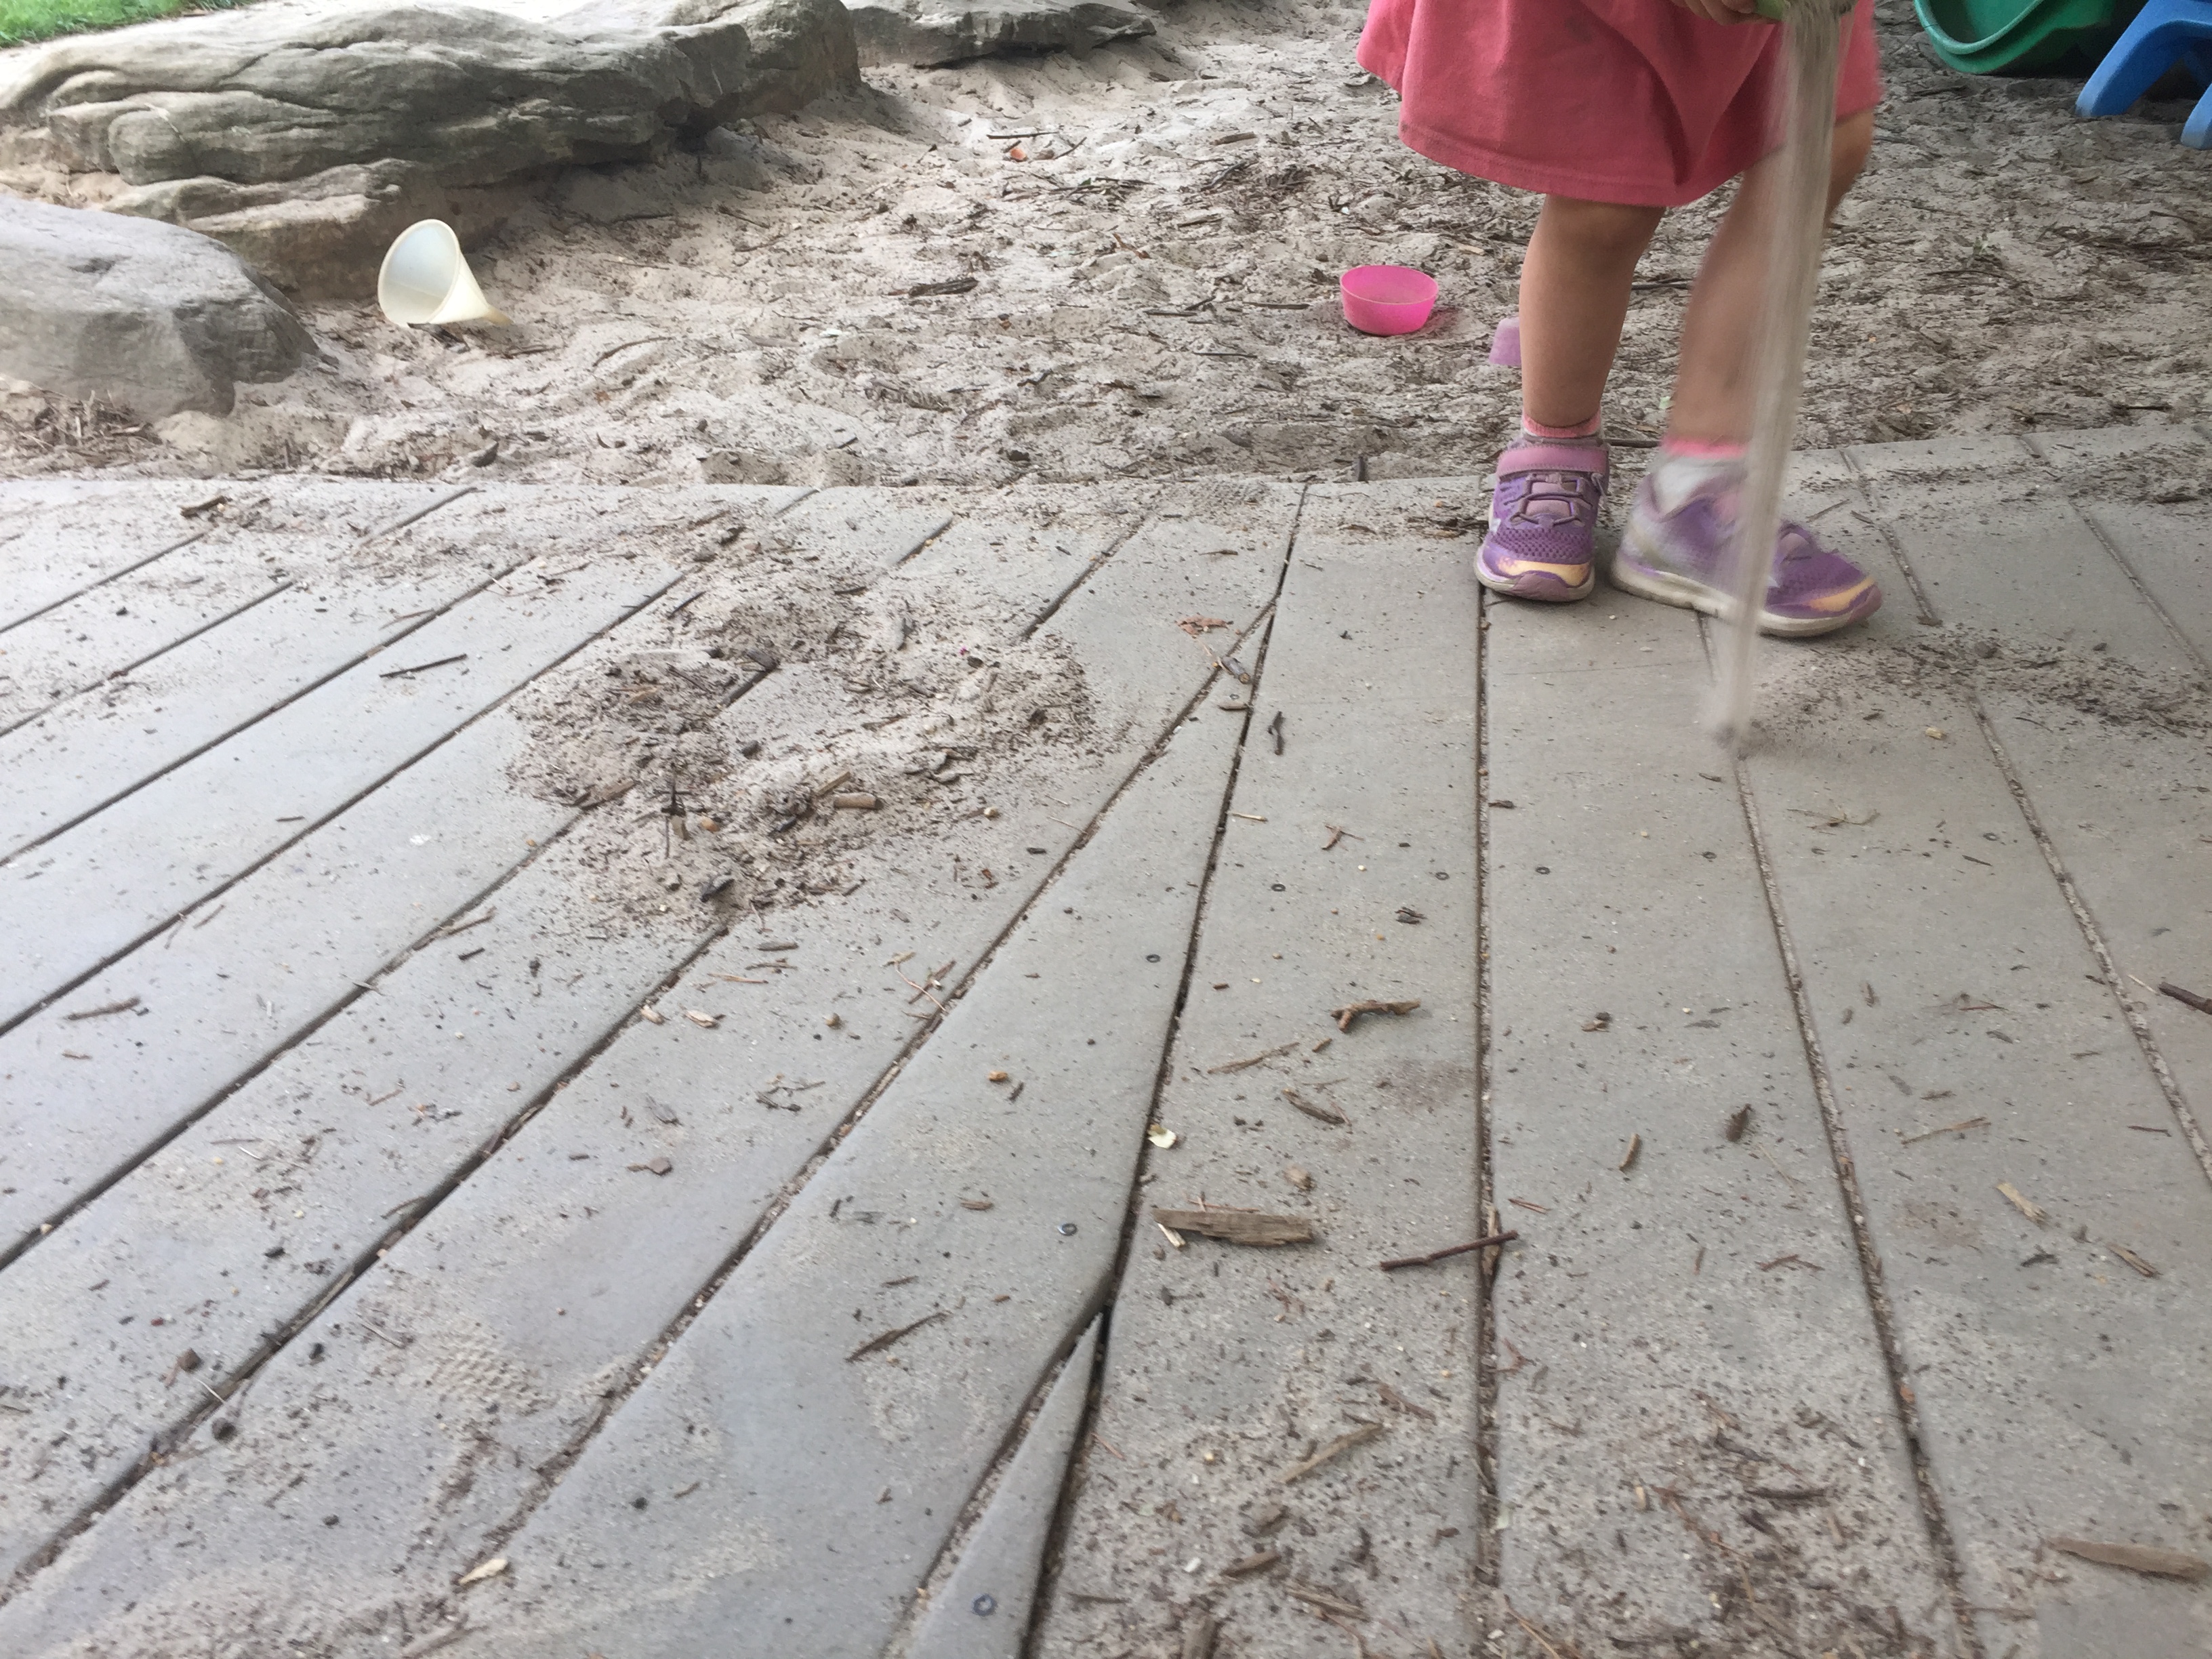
1521 413 1603 441
1656 437 1748 462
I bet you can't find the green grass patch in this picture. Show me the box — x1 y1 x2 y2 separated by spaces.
0 0 251 47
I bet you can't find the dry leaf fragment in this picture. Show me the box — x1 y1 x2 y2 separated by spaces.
1153 1208 1313 1246
1177 615 1232 636
1725 1105 1752 1142
639 1004 666 1025
2048 1536 2209 1580
682 1008 718 1029
455 1557 508 1587
1284 1164 1313 1191
1278 1422 1384 1484
627 1155 673 1176
2109 1243 2160 1277
1997 1181 2048 1225
960 1197 995 1211
1221 1549 1282 1578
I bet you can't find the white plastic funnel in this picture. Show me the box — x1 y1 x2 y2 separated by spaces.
377 220 510 327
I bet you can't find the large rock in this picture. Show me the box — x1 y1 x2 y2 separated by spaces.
0 197 310 419
0 0 858 293
845 0 1151 66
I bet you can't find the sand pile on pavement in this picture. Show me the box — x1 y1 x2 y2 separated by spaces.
1771 623 2212 739
498 490 1101 929
5 0 2209 486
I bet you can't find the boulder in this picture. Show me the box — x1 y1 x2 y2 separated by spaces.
0 197 310 419
844 0 1152 66
0 0 859 293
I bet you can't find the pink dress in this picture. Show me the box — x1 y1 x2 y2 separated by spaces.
1357 0 1882 208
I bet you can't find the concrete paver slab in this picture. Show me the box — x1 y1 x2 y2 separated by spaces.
0 556 678 1029
0 800 719 1580
0 498 1292 1656
463 709 1241 1657
0 545 290 738
1483 574 1954 1653
1749 448 2212 1657
0 437 2207 1658
1040 484 1484 1658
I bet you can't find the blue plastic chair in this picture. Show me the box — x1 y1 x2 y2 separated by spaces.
2076 0 2212 148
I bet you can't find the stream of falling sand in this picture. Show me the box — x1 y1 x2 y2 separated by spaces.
1714 0 1848 750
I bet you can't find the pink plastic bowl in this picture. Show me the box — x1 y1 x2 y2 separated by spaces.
1340 264 1438 336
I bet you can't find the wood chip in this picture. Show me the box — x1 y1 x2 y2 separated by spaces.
1277 1422 1383 1484
1282 1577 1368 1616
1997 1181 2048 1225
682 1008 718 1028
2109 1242 2160 1277
454 1557 507 1586
1221 1549 1282 1578
1329 998 1419 1032
1153 1208 1313 1247
1617 1132 1641 1172
1282 1087 1345 1126
960 1198 995 1211
2047 1536 2209 1580
846 1309 947 1362
831 792 880 810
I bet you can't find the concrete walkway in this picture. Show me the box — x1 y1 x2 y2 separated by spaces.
0 428 2207 1659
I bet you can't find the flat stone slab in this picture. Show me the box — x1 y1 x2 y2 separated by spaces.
0 432 2209 1658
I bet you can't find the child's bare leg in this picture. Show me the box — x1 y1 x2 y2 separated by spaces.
1666 108 1875 445
1518 197 1665 431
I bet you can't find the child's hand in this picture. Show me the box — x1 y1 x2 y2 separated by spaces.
1670 0 1769 21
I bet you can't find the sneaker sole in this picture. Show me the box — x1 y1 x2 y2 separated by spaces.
1474 557 1596 604
1609 529 1875 639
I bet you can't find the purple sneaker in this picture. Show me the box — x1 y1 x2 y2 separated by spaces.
1475 438 1607 603
1613 472 1881 637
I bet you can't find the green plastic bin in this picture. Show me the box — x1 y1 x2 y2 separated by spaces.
1914 0 2146 73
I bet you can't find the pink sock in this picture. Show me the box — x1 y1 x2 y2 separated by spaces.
1521 413 1602 441
1658 436 1747 460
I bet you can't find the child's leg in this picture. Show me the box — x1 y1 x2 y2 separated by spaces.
1476 196 1660 605
1518 198 1666 432
1612 109 1884 638
1666 108 1876 446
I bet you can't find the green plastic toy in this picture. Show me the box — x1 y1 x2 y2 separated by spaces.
1913 0 2147 73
